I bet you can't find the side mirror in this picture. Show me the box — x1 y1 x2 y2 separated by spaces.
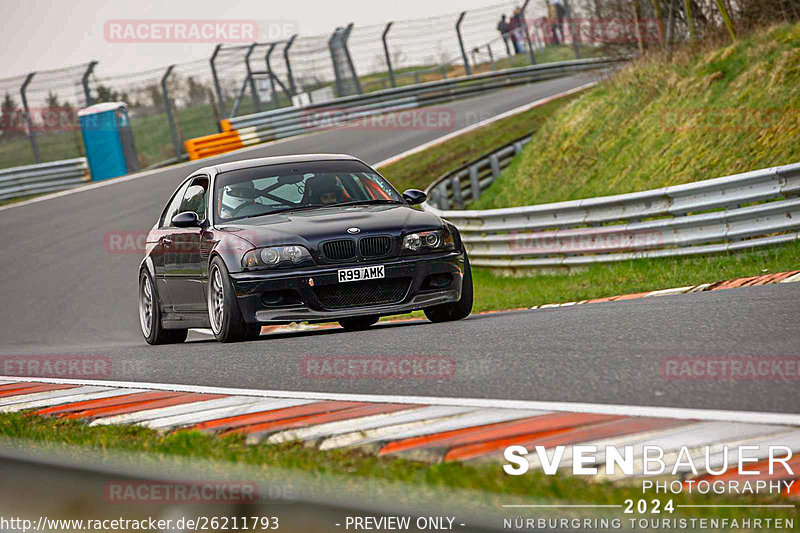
402 189 427 205
172 211 200 228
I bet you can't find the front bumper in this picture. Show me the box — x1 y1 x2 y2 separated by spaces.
230 251 465 324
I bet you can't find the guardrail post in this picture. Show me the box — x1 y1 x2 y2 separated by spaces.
382 22 396 88
469 165 481 202
244 43 261 113
160 65 182 159
342 24 363 95
20 73 40 164
489 154 500 180
455 12 471 76
451 174 464 209
283 34 298 97
81 61 98 106
521 0 537 65
209 44 226 114
264 43 280 109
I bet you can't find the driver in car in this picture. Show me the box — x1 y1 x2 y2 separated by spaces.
305 175 345 205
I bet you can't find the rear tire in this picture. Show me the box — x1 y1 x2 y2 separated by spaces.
424 252 473 323
339 315 380 331
139 269 188 345
208 257 259 342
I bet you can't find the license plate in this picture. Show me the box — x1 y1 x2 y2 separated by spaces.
338 265 385 283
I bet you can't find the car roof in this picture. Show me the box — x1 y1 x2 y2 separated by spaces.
198 153 364 175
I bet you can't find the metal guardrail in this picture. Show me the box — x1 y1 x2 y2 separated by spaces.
0 157 89 201
185 57 622 160
422 138 800 273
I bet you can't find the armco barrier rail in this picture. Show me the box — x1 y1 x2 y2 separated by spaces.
422 141 800 273
185 57 621 160
0 157 90 201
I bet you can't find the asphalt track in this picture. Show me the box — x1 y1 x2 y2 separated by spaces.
1 71 798 416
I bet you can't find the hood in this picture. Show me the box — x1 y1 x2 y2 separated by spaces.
217 204 445 248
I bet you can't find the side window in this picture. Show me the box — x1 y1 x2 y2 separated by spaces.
180 177 208 221
160 181 190 228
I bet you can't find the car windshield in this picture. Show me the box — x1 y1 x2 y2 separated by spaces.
214 160 405 221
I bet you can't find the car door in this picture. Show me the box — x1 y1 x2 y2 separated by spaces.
165 176 210 313
155 180 191 311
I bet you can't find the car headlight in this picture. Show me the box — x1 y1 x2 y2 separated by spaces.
402 229 455 254
242 245 313 268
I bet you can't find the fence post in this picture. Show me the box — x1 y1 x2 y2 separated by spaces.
244 43 261 113
487 44 495 70
160 65 182 159
521 0 537 65
342 23 362 95
81 61 98 107
382 22 396 88
328 29 345 97
210 44 226 113
283 34 298 97
455 12 472 76
20 73 40 164
264 43 280 109
563 0 581 58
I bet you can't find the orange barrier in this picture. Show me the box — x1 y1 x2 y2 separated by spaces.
184 130 242 160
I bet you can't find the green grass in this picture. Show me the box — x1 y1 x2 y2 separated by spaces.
471 241 800 311
378 94 580 192
1 412 795 523
472 23 800 209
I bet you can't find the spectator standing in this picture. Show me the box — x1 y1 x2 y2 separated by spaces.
553 0 567 45
545 0 560 45
510 7 523 54
497 15 512 56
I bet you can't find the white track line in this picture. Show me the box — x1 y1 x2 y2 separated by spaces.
2 376 799 426
372 82 597 169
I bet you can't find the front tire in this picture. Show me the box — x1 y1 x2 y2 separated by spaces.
424 252 473 323
339 315 379 331
208 257 261 342
139 269 188 345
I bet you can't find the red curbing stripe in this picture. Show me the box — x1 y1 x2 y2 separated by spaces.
189 401 368 432
613 292 650 301
36 391 183 416
0 382 39 392
0 384 76 399
224 403 416 437
772 270 800 283
63 393 228 420
379 413 621 457
445 416 690 462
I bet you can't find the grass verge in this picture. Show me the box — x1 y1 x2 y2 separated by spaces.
0 412 794 522
378 93 580 192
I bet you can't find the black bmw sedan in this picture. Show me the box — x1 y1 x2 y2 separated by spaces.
138 154 472 344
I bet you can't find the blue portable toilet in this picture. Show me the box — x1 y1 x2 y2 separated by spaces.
78 102 138 181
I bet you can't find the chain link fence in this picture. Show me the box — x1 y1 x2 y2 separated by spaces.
1 0 606 173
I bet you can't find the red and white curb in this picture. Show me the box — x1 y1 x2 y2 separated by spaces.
0 377 798 497
530 270 800 310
